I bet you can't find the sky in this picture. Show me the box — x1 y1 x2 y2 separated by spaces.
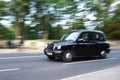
110 0 120 12
2 0 10 1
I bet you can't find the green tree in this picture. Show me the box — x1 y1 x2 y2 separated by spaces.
49 25 63 39
0 1 8 18
1 0 120 40
69 18 85 30
0 25 14 39
108 4 120 39
95 1 120 39
24 25 38 40
7 0 30 37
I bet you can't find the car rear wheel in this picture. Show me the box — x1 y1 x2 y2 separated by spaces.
63 51 73 62
99 50 106 59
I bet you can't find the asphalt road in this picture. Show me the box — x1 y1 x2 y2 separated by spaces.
0 48 120 80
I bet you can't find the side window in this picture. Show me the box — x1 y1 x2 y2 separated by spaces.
92 33 100 41
79 32 89 42
91 32 105 41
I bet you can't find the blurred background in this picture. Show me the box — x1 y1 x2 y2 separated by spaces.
0 0 120 48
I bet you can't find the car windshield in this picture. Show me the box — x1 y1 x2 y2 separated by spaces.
61 32 80 41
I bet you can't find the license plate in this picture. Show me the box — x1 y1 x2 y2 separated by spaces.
47 52 52 55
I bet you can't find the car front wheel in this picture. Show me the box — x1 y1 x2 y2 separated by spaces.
63 51 73 62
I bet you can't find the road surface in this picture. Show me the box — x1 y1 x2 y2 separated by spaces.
0 48 120 80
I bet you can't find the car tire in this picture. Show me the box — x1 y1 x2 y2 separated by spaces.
99 50 106 59
63 51 73 62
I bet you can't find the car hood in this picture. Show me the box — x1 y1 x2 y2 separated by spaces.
52 40 75 47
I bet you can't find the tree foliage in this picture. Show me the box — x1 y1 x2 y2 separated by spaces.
0 0 120 39
95 0 120 40
0 25 15 39
70 18 85 30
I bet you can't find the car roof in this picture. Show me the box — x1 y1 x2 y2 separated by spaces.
71 29 104 34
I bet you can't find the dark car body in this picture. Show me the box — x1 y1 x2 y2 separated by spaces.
44 30 110 62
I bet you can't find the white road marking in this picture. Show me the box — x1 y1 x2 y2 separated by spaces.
0 68 20 72
62 66 120 80
62 58 118 65
0 55 43 60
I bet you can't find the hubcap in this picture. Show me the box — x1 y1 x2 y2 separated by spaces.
100 51 106 58
66 53 72 59
101 51 105 55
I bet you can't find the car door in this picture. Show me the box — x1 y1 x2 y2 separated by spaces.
88 32 100 55
76 32 92 56
89 32 106 56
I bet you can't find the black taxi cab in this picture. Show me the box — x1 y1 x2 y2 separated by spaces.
44 30 110 62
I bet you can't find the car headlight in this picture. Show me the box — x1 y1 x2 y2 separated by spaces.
57 45 61 49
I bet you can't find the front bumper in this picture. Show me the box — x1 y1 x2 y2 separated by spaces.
44 49 64 59
106 48 110 53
